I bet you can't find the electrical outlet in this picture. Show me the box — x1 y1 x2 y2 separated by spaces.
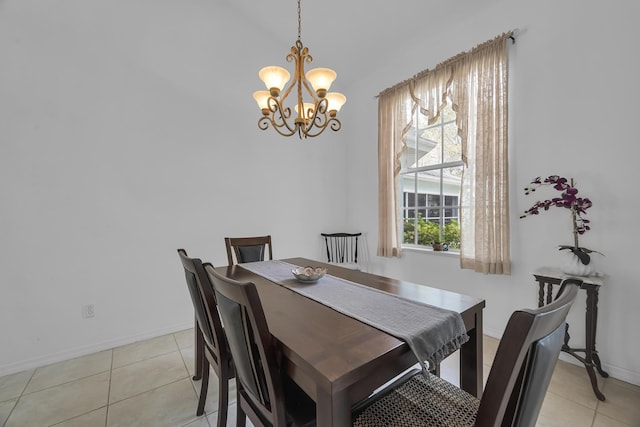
82 304 95 319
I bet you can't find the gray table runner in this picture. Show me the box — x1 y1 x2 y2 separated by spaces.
240 260 468 373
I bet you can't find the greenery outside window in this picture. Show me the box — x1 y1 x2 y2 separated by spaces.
401 102 463 250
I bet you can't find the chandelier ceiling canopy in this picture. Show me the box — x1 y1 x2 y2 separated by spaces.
253 0 346 139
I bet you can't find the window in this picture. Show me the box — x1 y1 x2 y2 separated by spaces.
401 102 462 249
376 32 512 274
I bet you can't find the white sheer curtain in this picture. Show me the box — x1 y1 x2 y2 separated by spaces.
377 86 413 257
453 36 511 274
377 33 512 274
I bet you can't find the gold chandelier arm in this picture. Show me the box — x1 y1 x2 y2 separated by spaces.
303 117 341 138
328 118 342 132
258 115 299 138
301 78 319 103
298 98 336 138
279 41 317 108
257 97 300 137
315 98 328 114
280 43 300 103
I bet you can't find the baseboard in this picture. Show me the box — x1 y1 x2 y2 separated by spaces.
477 327 639 387
482 326 503 340
557 353 640 387
600 363 640 387
0 321 193 378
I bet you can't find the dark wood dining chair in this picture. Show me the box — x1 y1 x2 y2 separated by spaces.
321 232 361 270
352 279 582 427
177 249 234 425
224 235 273 265
205 264 317 427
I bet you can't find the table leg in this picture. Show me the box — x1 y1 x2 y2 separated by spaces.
592 352 608 378
587 286 609 379
533 274 608 401
316 386 350 427
584 285 608 400
460 313 483 398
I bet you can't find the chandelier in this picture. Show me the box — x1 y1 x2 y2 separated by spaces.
253 0 346 139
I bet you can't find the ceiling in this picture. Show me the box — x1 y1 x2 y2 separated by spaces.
219 0 498 87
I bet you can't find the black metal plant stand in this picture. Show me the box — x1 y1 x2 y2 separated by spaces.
533 267 609 401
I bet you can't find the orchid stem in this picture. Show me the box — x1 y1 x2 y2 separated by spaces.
571 178 579 249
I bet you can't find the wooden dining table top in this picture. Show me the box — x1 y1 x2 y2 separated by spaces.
214 257 486 426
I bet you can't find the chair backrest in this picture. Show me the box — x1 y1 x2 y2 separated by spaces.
205 264 287 426
225 235 273 265
475 279 581 427
321 232 361 265
177 249 229 367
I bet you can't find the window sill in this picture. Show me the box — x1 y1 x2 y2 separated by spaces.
402 245 460 257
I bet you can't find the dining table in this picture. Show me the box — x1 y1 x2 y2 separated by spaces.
214 257 485 427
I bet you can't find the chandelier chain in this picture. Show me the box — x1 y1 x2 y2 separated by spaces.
297 0 301 41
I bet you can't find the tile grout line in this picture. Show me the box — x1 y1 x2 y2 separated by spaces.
111 349 178 370
589 370 609 427
174 332 200 398
106 351 190 406
174 333 193 382
173 332 207 427
102 334 192 413
173 332 206 420
45 349 114 426
48 405 109 427
105 348 113 427
1 368 36 427
17 370 113 398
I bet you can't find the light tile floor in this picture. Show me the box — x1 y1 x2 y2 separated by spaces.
1 331 638 426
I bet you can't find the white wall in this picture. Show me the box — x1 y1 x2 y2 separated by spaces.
2 0 639 388
345 0 640 385
0 0 348 375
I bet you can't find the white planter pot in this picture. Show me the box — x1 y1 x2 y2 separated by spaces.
560 251 596 277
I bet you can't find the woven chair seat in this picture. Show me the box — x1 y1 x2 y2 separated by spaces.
353 372 480 427
355 281 580 427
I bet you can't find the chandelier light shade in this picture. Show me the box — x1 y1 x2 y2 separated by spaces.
258 67 291 94
325 92 347 113
305 68 336 96
254 0 346 139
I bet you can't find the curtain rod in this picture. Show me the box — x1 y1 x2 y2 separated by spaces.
376 29 517 98
509 27 520 44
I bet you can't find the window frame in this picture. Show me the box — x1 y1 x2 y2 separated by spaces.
400 103 463 251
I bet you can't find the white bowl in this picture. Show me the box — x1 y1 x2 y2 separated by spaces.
292 266 327 283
